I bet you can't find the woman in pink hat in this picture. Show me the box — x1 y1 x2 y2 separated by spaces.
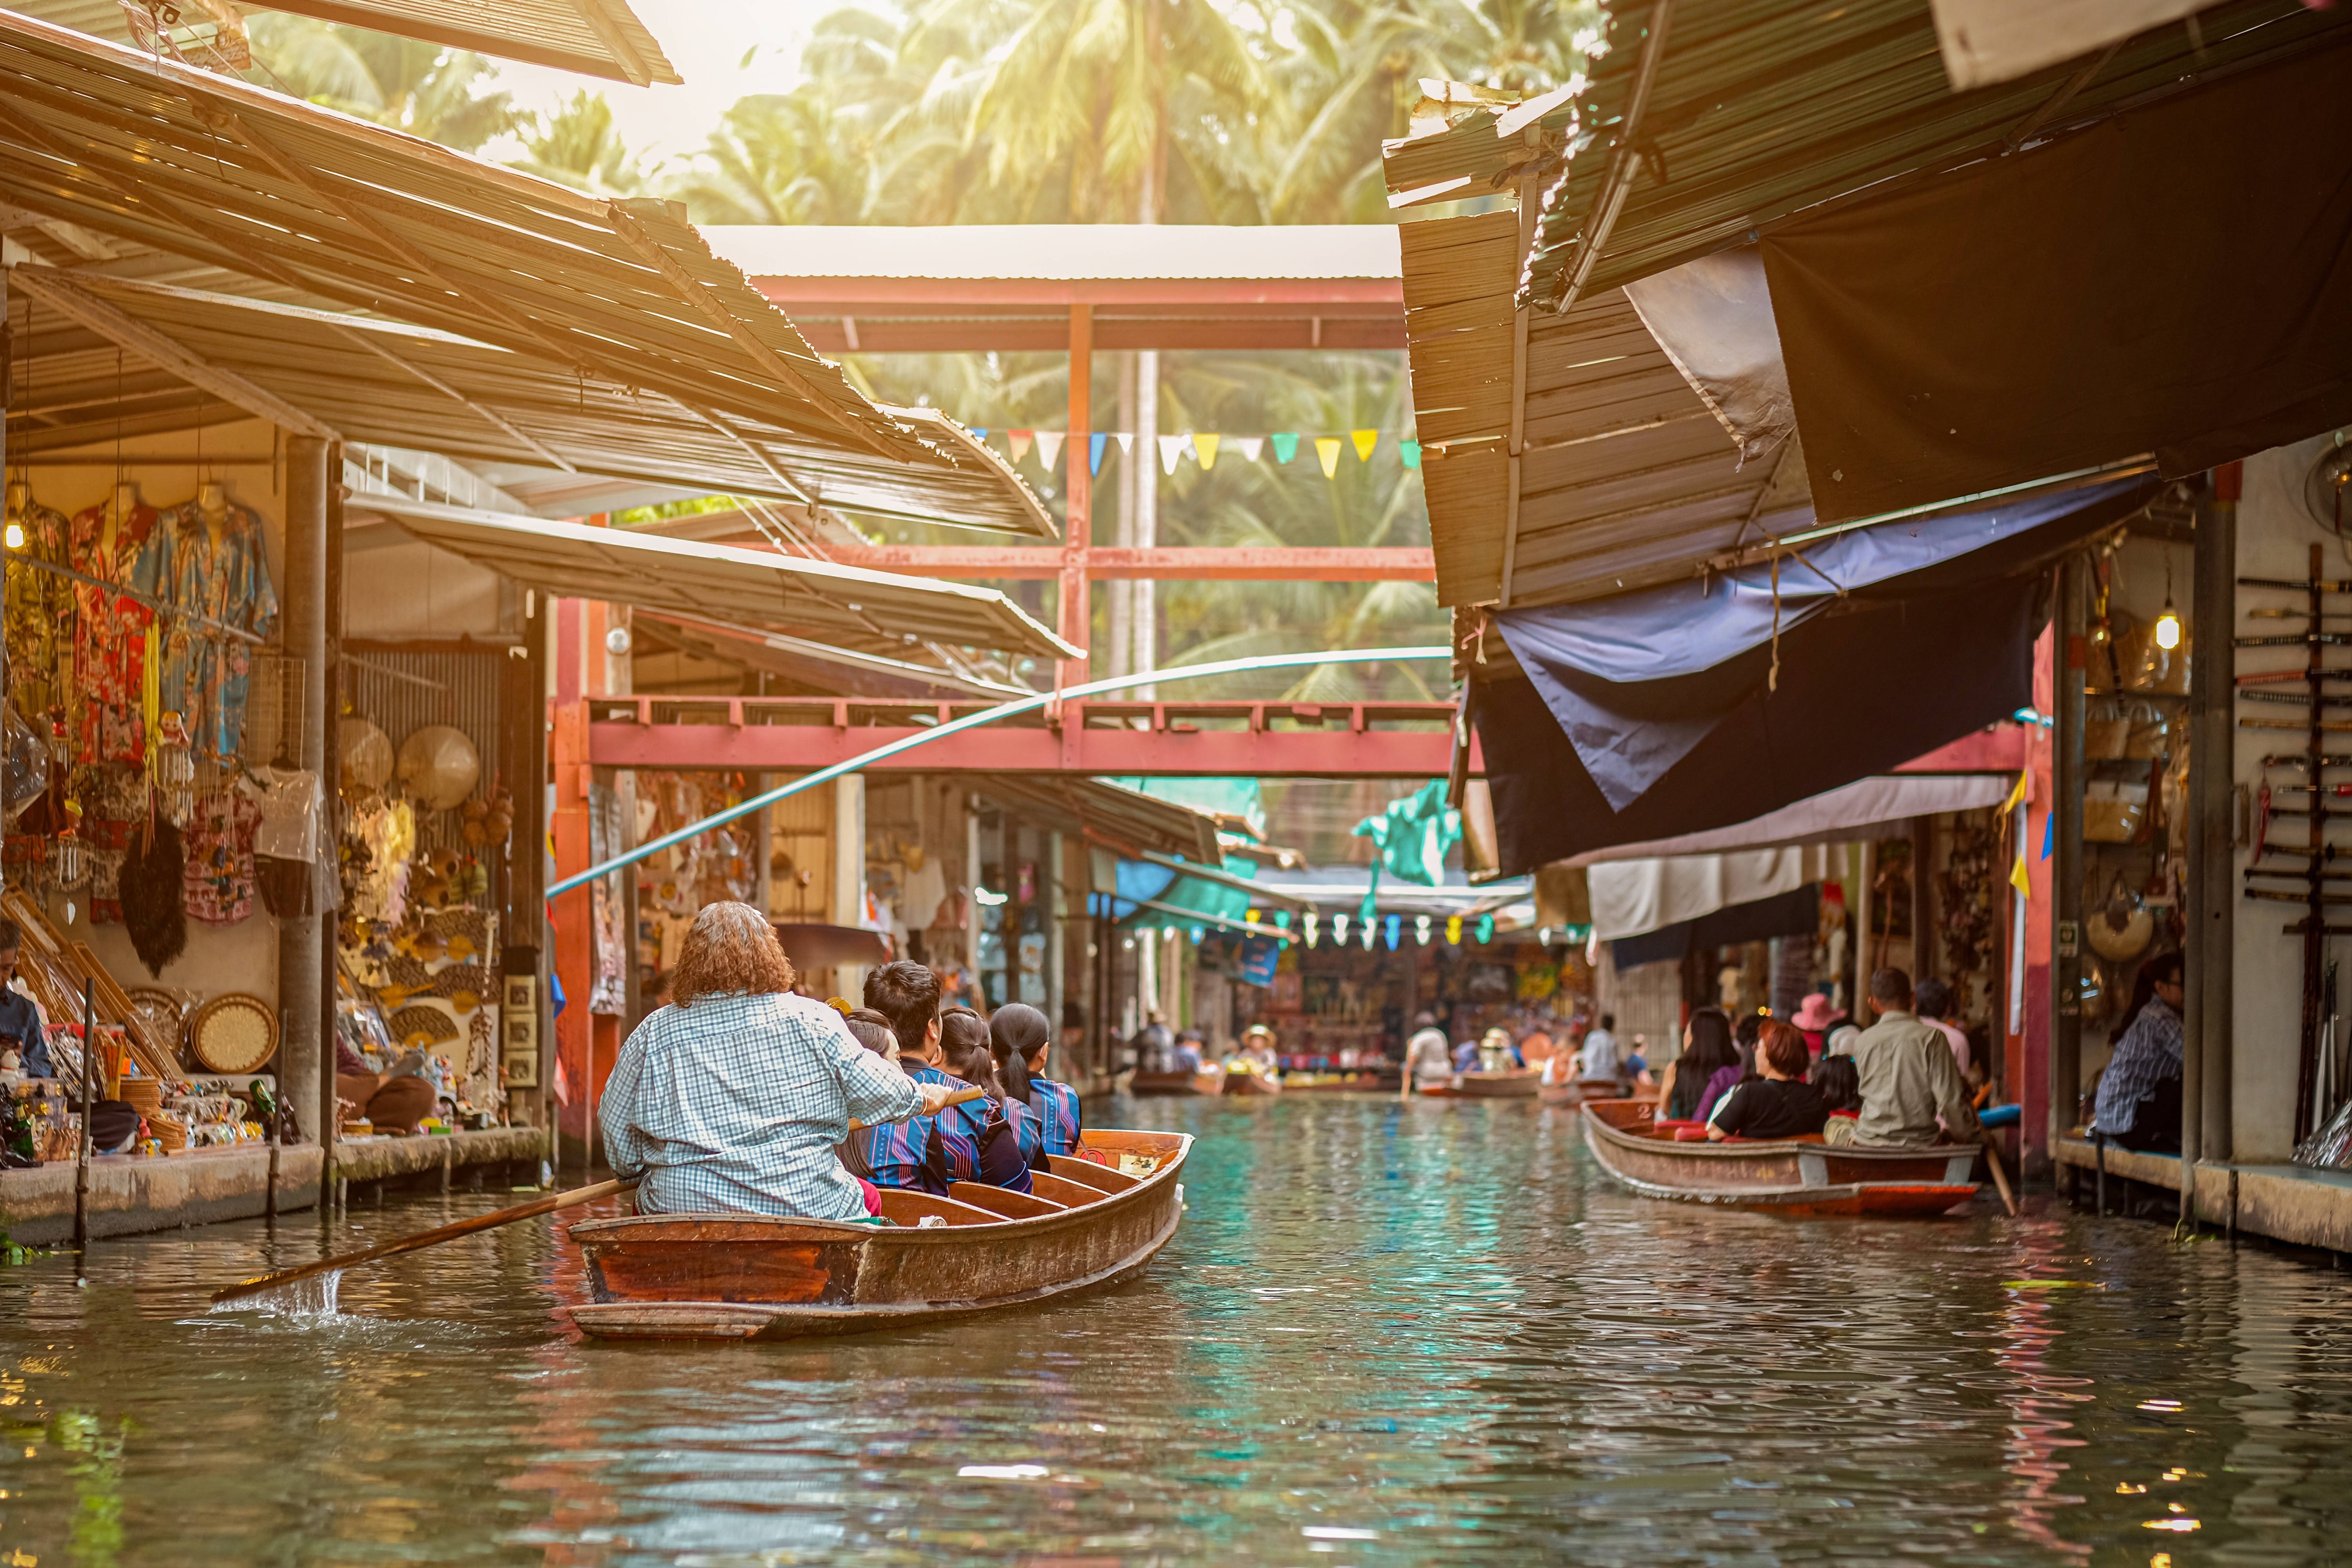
1790 993 1845 1058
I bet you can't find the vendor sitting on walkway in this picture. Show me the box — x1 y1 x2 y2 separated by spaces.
2092 951 2185 1153
1848 967 1981 1148
601 906 958 1220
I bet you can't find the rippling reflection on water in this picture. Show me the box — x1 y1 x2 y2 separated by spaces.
3 1096 2352 1564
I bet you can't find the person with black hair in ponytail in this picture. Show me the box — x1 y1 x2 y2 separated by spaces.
928 1009 1035 1193
990 1002 1082 1163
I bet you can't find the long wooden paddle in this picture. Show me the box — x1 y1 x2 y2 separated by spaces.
212 1176 638 1304
209 1086 990 1305
1980 1131 2020 1217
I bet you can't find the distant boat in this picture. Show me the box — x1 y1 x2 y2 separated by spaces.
1417 1069 1542 1099
1221 1062 1282 1096
564 1131 1191 1341
1129 1066 1225 1096
1580 1099 1980 1217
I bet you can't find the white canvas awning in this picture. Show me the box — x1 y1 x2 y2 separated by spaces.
356 497 1076 664
1589 846 1837 943
1566 773 2018 871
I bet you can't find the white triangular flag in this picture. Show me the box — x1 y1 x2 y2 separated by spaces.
1034 431 1065 470
1157 434 1187 474
1235 436 1264 462
1114 433 1134 455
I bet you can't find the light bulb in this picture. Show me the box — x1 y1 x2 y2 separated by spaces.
2154 603 2181 651
3 522 22 550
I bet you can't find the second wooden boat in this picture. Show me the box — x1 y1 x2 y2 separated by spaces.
1221 1063 1282 1096
563 1129 1191 1341
1580 1099 1980 1216
1539 1076 1632 1107
1129 1068 1225 1096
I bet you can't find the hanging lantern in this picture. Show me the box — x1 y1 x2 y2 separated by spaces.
1187 924 1203 945
1303 912 1320 948
1273 910 1292 931
1475 913 1496 944
1445 915 1463 944
1333 913 1349 944
1383 913 1401 950
1360 916 1376 951
1415 915 1433 945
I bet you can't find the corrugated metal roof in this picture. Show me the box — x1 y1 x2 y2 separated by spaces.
1401 208 1808 608
8 270 1056 535
353 497 1078 663
705 225 1403 284
1388 0 2346 308
0 9 1036 514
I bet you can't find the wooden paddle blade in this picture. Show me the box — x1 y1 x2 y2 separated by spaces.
210 1177 639 1304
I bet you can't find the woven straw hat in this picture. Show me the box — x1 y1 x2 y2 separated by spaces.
396 724 480 810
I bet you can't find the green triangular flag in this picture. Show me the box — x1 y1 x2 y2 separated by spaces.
1399 439 1422 470
1270 432 1299 465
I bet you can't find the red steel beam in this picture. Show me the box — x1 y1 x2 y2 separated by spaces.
799 319 1407 354
824 544 1434 581
585 697 1470 779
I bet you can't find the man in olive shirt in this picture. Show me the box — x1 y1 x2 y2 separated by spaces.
1848 967 1980 1147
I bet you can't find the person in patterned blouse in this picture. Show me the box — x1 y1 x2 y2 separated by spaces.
992 1002 1082 1160
860 959 962 1192
599 904 958 1220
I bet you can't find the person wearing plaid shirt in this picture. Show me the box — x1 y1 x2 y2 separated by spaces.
600 904 957 1221
2093 951 2185 1149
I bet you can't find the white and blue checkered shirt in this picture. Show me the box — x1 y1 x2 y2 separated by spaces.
2093 995 2184 1136
599 990 922 1221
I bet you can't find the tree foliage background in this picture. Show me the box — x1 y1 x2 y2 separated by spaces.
247 0 1595 731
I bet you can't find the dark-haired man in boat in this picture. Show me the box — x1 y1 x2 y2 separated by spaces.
856 957 968 1194
1847 967 1980 1149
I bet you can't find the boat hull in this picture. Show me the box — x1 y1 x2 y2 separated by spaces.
1440 1070 1541 1099
1580 1099 1979 1217
1539 1078 1631 1106
563 1132 1190 1341
1129 1070 1224 1096
1223 1070 1281 1096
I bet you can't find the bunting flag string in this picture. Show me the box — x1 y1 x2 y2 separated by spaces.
959 421 1422 479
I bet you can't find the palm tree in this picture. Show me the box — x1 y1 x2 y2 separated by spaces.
511 91 647 196
245 17 519 152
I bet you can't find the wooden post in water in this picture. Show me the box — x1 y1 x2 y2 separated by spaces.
73 979 93 1258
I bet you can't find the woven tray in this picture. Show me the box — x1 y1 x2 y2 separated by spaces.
187 993 279 1075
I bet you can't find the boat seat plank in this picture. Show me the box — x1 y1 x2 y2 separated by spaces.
947 1181 1069 1220
1028 1171 1109 1208
1047 1154 1138 1193
875 1189 1004 1228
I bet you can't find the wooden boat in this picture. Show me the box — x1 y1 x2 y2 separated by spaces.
1580 1099 1981 1216
562 1129 1191 1341
1539 1076 1632 1107
1129 1067 1225 1096
1443 1068 1543 1099
1221 1062 1282 1096
1280 1071 1398 1093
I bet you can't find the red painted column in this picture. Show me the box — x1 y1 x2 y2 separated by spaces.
2014 624 2056 1172
550 593 593 1154
1059 304 1093 700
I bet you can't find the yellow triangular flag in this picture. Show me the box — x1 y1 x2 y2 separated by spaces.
1350 428 1377 461
2000 767 2030 815
1194 433 1220 471
1315 437 1341 478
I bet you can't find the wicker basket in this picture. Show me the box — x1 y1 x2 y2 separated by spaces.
149 1112 188 1152
118 1079 163 1116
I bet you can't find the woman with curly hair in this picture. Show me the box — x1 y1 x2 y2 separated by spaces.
599 902 960 1220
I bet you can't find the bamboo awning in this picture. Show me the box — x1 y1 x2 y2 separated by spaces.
247 0 677 85
4 0 678 85
0 7 1043 521
352 495 1078 664
978 777 1223 865
6 270 1054 535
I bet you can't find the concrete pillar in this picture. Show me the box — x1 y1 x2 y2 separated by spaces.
2189 468 2240 1178
278 436 329 1141
2052 554 2088 1144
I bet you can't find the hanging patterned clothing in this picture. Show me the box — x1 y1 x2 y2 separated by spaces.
69 501 161 765
138 500 279 760
182 789 261 925
4 495 73 722
75 763 146 925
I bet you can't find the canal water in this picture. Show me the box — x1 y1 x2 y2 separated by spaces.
2 1095 2350 1566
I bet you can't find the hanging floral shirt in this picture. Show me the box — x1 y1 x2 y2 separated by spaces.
137 500 279 760
69 501 160 765
5 496 72 722
182 789 261 925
